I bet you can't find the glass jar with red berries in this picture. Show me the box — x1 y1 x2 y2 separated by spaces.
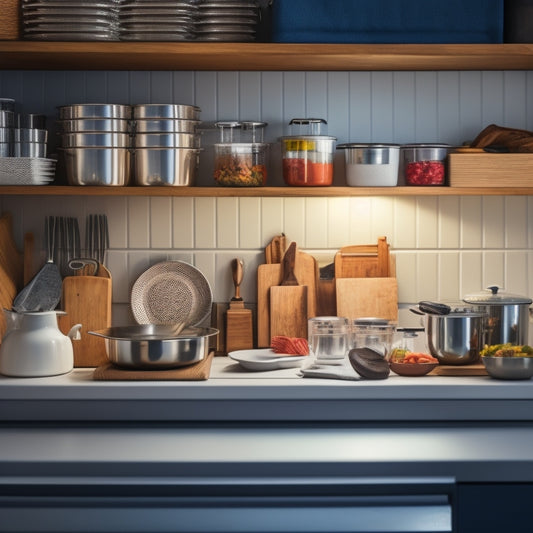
401 144 452 186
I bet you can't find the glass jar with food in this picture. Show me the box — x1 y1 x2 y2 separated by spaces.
213 121 268 187
281 118 336 186
401 143 452 186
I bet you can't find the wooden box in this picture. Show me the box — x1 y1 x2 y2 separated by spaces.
448 152 533 187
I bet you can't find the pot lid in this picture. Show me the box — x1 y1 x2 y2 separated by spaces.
463 285 532 305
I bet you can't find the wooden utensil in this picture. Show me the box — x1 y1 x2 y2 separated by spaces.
336 277 398 322
0 212 24 290
225 258 254 353
269 242 308 340
58 274 112 367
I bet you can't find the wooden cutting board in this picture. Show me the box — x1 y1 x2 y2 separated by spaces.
58 275 112 367
257 248 318 347
430 363 487 376
336 277 398 322
335 236 391 278
270 242 308 340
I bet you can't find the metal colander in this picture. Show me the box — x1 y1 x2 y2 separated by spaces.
130 261 212 327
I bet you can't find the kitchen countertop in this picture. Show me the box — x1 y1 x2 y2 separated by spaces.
2 355 533 423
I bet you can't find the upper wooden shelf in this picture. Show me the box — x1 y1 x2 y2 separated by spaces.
0 186 531 197
2 42 533 71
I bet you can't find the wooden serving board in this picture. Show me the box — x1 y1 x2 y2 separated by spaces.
336 277 398 321
58 275 112 367
430 363 487 376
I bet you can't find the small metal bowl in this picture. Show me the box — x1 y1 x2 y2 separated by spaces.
89 325 219 369
481 356 533 380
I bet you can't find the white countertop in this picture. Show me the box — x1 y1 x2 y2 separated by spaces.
2 356 533 422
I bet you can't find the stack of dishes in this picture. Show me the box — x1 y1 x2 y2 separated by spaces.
21 0 120 41
119 0 198 41
57 104 132 186
196 0 260 42
132 104 202 186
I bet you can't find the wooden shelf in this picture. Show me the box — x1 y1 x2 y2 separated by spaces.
2 42 533 71
1 186 532 197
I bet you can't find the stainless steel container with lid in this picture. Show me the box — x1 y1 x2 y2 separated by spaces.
337 143 400 186
401 143 452 186
213 121 269 187
281 118 336 186
463 285 532 346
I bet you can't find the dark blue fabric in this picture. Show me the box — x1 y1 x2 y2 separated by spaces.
271 0 504 43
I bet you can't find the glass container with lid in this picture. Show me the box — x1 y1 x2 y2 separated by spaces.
281 118 336 186
213 121 269 187
401 143 452 186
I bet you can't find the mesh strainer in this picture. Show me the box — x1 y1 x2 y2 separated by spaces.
131 261 212 327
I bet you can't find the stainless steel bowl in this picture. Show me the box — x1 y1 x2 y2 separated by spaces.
89 325 219 369
61 147 131 186
132 104 201 120
426 311 486 365
134 147 200 186
61 132 131 148
482 356 533 380
133 119 201 133
58 104 132 120
134 132 200 148
58 118 131 133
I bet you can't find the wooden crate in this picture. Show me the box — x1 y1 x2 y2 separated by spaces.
448 152 533 187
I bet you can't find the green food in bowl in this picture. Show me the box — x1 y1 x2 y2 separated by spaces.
480 343 533 358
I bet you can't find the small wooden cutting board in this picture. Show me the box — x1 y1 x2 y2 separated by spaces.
336 277 398 321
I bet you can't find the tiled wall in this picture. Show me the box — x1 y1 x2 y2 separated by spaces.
0 70 532 331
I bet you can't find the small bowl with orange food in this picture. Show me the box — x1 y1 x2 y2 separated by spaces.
389 350 439 377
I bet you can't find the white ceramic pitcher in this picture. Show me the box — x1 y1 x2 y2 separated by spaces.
0 310 81 377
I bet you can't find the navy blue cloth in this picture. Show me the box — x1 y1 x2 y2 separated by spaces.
271 0 504 43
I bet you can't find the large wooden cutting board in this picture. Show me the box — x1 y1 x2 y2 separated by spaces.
58 275 112 367
336 277 398 321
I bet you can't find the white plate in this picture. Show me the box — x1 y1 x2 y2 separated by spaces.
228 349 307 371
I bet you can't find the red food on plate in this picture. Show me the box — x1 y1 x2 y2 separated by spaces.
271 336 309 356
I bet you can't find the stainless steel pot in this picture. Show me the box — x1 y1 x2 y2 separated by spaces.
57 118 131 133
133 119 201 133
61 147 131 186
134 132 201 148
426 311 486 365
132 104 201 120
89 325 218 369
134 147 200 186
58 104 132 120
463 286 532 346
61 132 131 148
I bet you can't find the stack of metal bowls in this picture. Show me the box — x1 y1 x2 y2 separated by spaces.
57 104 132 186
196 0 260 42
0 98 48 158
132 104 202 186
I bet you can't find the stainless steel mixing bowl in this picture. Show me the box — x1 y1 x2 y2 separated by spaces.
134 147 200 186
482 356 533 380
89 325 219 369
61 147 131 186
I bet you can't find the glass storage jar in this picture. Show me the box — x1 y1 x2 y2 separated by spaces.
401 143 452 186
213 121 269 187
281 118 336 186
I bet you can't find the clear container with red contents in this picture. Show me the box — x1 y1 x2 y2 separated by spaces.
401 143 452 186
281 118 336 186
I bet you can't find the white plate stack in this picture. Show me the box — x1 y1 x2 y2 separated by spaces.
21 0 120 41
119 0 198 41
196 0 260 42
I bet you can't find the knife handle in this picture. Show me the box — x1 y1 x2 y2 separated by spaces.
231 258 244 300
281 242 299 286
